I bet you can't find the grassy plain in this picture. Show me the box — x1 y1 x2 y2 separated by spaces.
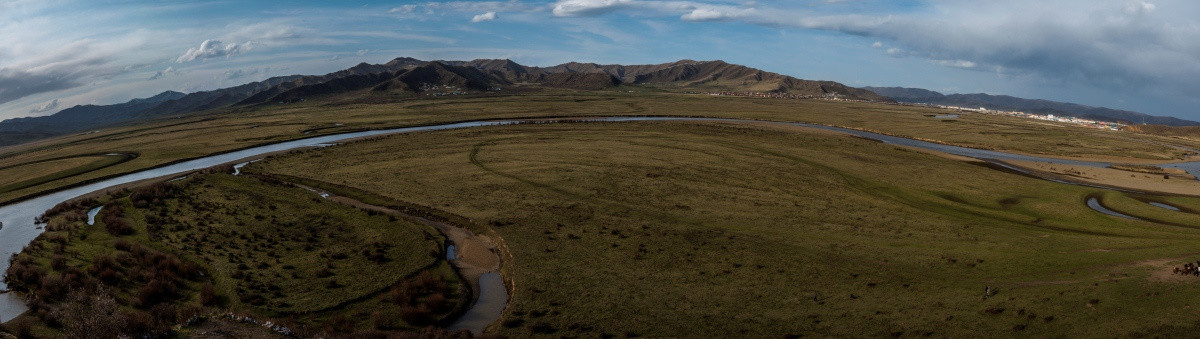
249 121 1200 337
3 170 465 337
4 90 1200 336
0 153 132 194
0 89 1193 205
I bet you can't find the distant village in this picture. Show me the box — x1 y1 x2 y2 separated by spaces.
696 91 863 101
924 104 1124 131
418 84 503 96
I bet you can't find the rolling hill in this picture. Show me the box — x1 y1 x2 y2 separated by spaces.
0 58 889 147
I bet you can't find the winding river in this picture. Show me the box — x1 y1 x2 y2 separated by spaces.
2 116 1199 323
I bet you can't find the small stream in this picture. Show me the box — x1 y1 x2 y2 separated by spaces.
232 160 259 175
1148 202 1182 211
1086 197 1140 220
86 206 103 225
449 273 508 334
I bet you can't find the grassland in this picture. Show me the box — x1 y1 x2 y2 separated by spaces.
0 89 1193 206
244 120 1200 337
2 169 466 337
0 153 133 194
4 90 1200 336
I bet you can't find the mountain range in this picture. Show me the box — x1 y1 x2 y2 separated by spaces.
0 58 890 147
864 87 1200 126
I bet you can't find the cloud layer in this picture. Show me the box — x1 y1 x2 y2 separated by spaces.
543 0 1200 99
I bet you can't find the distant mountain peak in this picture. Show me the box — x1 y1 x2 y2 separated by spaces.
385 57 425 68
128 91 187 105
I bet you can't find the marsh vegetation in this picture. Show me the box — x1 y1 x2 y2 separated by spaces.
3 168 467 337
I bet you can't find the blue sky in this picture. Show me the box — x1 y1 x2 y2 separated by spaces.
2 0 1198 121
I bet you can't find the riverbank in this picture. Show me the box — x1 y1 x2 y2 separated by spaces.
1 171 464 337
276 178 509 335
1001 159 1200 196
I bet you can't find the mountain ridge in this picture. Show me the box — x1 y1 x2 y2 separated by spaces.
0 58 888 147
865 86 1200 126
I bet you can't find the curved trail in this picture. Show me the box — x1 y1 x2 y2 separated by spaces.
2 116 1197 324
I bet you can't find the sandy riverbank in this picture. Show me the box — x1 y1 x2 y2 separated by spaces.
1000 159 1200 196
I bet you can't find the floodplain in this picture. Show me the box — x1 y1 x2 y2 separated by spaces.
4 91 1200 336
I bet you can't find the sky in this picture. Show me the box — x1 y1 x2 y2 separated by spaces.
1 0 1198 121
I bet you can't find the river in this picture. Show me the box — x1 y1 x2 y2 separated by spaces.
1 116 1198 322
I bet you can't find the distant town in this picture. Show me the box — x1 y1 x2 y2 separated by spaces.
927 105 1124 131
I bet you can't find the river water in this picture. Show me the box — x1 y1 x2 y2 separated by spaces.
449 273 508 334
1 116 1198 322
1086 197 1140 220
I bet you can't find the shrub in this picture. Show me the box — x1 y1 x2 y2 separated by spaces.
105 219 134 236
399 304 433 326
50 255 67 271
99 203 134 236
371 307 402 330
114 239 132 252
426 293 449 313
199 282 217 306
137 279 178 307
324 315 354 334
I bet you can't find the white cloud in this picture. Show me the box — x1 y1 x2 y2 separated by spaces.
1125 0 1156 14
176 39 253 63
389 5 417 14
552 0 633 16
174 22 321 63
356 49 369 56
391 1 534 17
871 41 882 48
29 98 58 113
472 11 498 22
680 8 726 21
549 0 757 22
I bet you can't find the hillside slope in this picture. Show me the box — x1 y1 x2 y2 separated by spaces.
0 58 887 147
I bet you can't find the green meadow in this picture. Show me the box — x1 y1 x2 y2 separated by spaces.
250 120 1200 337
